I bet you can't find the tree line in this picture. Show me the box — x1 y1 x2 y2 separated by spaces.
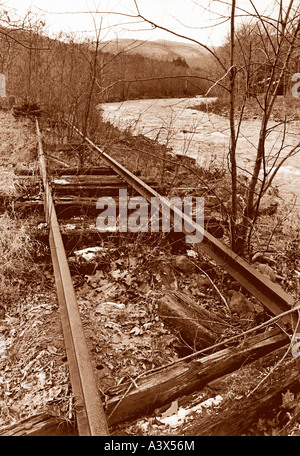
0 14 211 126
1 2 300 256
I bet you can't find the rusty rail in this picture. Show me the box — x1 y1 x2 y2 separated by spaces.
70 122 297 328
36 119 109 436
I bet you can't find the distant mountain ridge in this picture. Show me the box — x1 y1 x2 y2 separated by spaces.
99 38 214 68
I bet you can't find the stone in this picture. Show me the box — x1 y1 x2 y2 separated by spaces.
197 275 211 289
252 252 275 266
255 263 277 282
228 290 255 317
173 255 196 273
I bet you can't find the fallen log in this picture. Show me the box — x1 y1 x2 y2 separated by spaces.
158 291 226 350
105 329 288 427
183 356 300 436
0 413 77 436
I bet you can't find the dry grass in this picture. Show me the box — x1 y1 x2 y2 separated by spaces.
0 213 40 305
0 112 42 305
0 112 37 166
0 168 21 198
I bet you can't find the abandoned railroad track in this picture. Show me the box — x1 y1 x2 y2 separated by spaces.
1 115 299 437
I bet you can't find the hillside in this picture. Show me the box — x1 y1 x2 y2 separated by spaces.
0 24 211 107
99 38 214 68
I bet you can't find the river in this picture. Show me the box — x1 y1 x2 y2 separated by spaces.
100 97 300 212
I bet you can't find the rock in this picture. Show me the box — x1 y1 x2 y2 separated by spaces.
173 255 196 274
166 232 186 255
255 263 277 282
227 290 256 317
197 275 211 289
252 252 275 266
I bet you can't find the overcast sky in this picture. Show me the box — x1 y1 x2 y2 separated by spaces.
3 0 288 46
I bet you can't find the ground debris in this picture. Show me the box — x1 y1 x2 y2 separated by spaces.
1 108 299 436
0 285 72 428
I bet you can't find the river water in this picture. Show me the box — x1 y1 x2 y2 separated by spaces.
100 97 300 212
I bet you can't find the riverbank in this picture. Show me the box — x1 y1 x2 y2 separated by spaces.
99 96 300 213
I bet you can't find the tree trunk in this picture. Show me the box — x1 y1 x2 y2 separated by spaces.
229 0 238 251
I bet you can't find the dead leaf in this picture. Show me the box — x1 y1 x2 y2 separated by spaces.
20 381 32 390
128 255 138 268
137 281 151 293
47 345 58 355
37 372 46 389
47 385 62 401
143 322 152 330
111 269 122 280
115 259 124 266
111 333 132 346
255 263 277 282
129 326 144 336
97 282 118 296
86 270 105 287
21 359 36 379
161 400 178 419
95 302 125 315
281 390 296 410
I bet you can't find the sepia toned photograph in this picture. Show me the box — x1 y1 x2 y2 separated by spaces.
0 0 299 443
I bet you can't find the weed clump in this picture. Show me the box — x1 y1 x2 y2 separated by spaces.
0 168 20 198
0 213 40 306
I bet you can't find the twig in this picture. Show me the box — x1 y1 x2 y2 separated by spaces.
106 380 135 421
105 302 300 420
109 300 300 387
193 263 232 314
247 308 300 396
205 66 234 97
106 304 300 421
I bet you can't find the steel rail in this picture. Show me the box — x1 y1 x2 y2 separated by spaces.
36 119 109 436
71 123 297 328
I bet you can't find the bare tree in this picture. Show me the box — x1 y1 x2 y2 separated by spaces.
2 2 299 257
121 0 300 255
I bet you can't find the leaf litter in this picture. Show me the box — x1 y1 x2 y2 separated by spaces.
74 243 184 391
0 285 72 428
1 110 299 435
